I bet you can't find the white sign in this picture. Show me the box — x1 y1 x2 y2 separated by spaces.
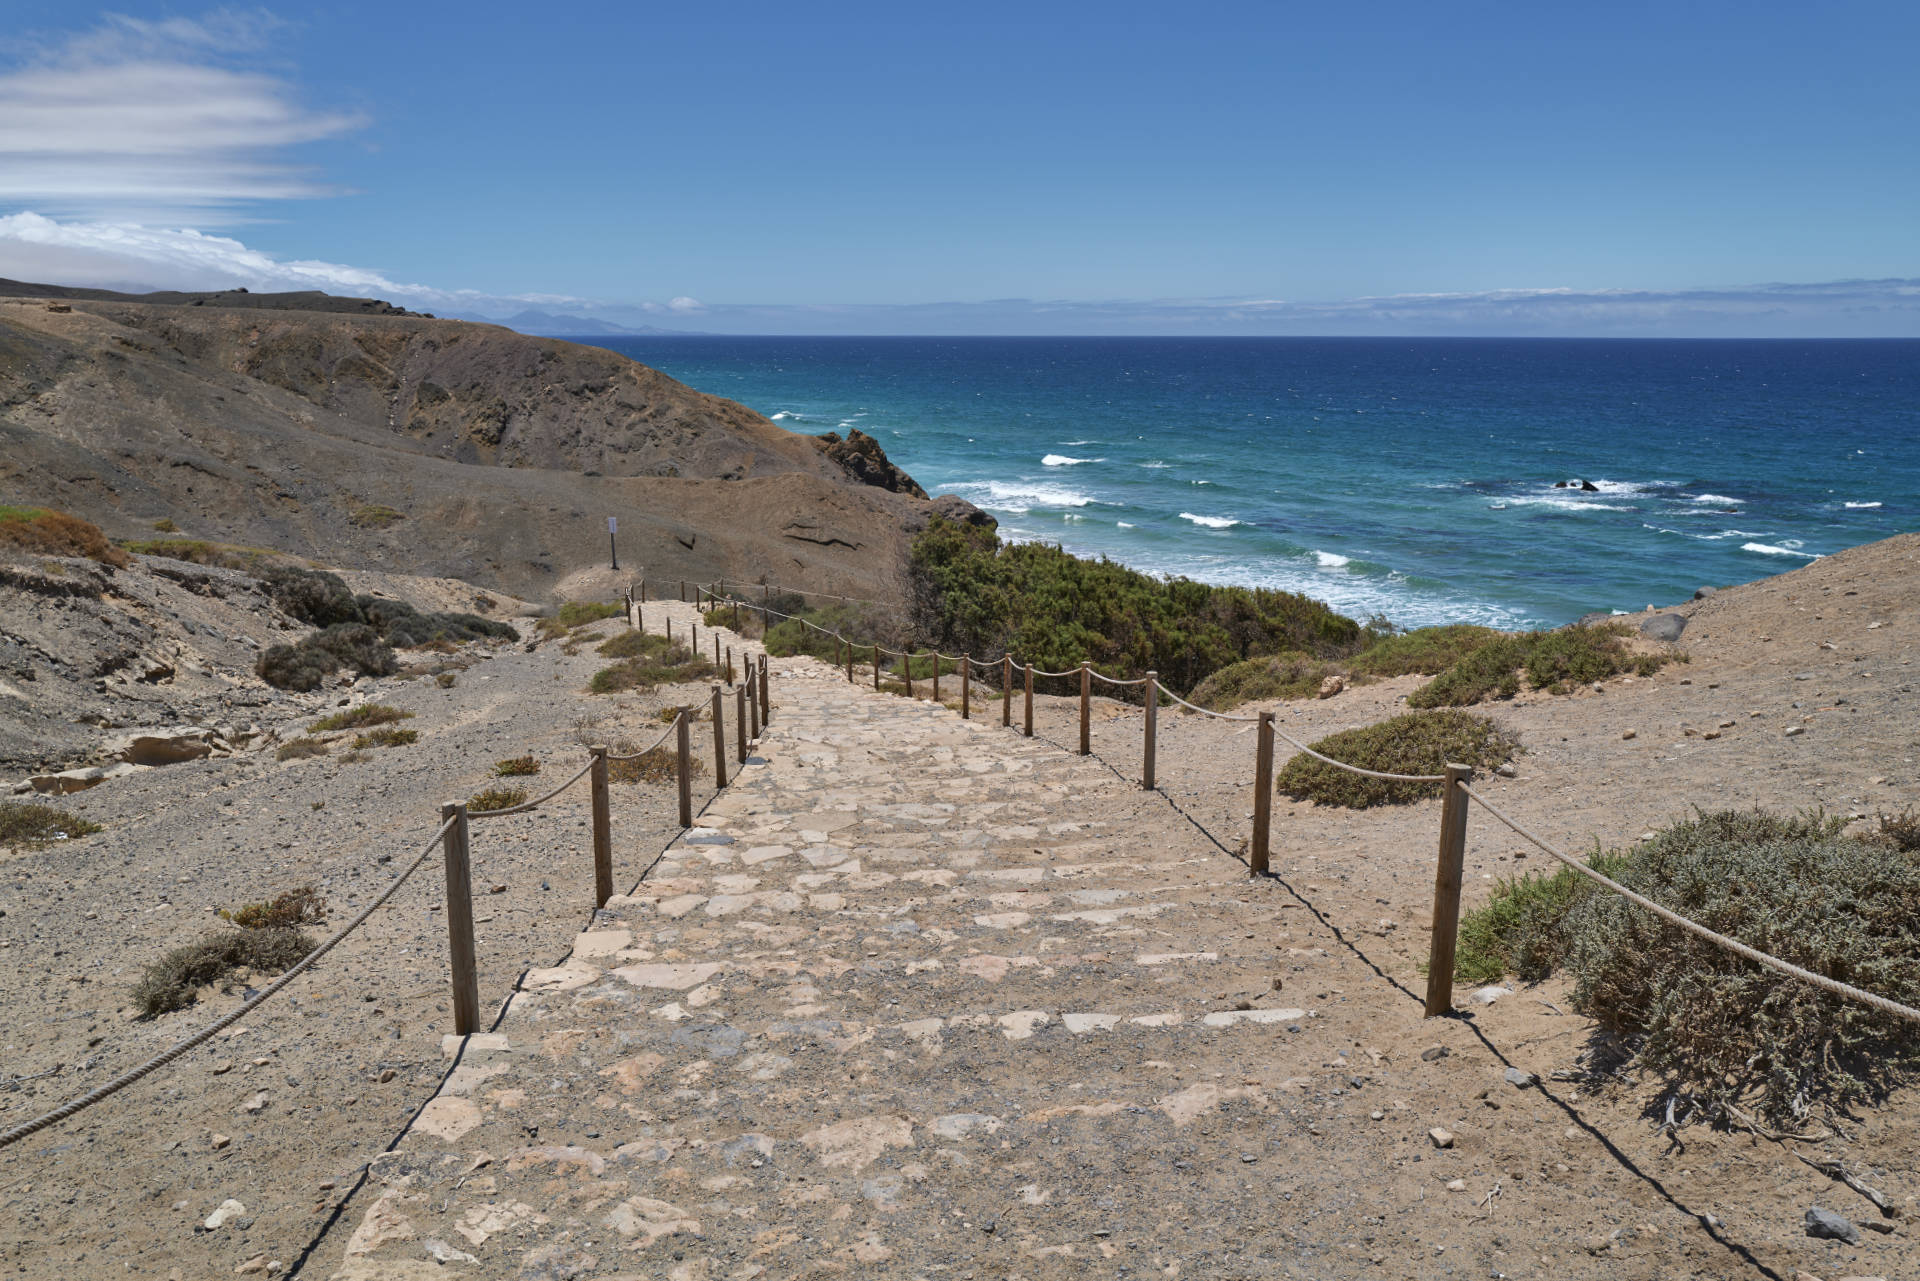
607 516 618 534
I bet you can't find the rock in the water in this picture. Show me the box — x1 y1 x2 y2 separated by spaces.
1639 613 1687 643
1317 673 1346 700
1803 1205 1859 1244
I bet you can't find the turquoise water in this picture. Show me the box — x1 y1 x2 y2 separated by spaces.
588 336 1919 630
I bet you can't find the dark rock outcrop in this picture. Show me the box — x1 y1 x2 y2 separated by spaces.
814 430 928 498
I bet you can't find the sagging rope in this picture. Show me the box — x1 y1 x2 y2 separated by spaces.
1457 782 1920 1025
605 722 680 763
0 816 460 1151
469 758 597 819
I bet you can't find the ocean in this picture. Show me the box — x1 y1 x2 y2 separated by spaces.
584 336 1919 630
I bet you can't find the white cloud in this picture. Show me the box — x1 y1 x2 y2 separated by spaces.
0 12 362 220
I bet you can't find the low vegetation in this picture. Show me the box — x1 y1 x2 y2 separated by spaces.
907 517 1370 696
468 786 528 812
0 507 129 568
122 537 284 572
275 737 330 761
607 740 700 785
353 726 418 748
256 567 517 691
0 801 103 849
1408 622 1676 709
1274 709 1518 808
1458 809 1920 1126
133 927 314 1016
310 703 412 733
537 600 624 639
435 671 459 688
1188 652 1346 707
349 504 405 529
1346 624 1505 679
588 636 714 694
218 886 326 930
494 755 541 776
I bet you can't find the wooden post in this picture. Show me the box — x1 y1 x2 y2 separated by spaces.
873 645 881 691
713 634 721 670
691 621 698 655
1079 662 1091 755
1250 713 1274 877
762 583 770 631
589 746 614 907
710 685 727 787
680 579 687 603
747 667 759 738
640 579 647 604
666 617 673 645
736 685 748 764
932 653 940 704
1143 671 1158 790
438 802 480 1037
759 654 770 723
726 645 735 686
675 710 693 827
1001 656 1012 726
1424 764 1475 1017
961 654 971 719
904 653 914 699
1023 662 1034 738
844 637 853 683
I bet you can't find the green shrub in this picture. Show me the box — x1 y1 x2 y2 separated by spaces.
311 703 412 732
257 623 399 691
353 726 417 748
132 927 314 1016
1187 652 1344 710
0 508 129 568
1348 625 1505 679
435 671 458 689
0 801 102 849
275 737 330 761
907 516 1368 698
556 600 622 628
1554 810 1920 1126
1408 623 1677 708
606 739 700 785
1275 709 1518 808
124 537 283 572
468 786 528 812
349 505 405 529
262 566 361 627
151 518 177 533
255 572 516 690
588 643 714 695
494 755 540 776
596 630 670 659
219 886 326 930
1878 809 1920 852
1453 854 1630 986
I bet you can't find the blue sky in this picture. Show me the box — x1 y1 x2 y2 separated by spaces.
0 2 1916 334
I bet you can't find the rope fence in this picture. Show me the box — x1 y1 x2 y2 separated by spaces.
2 605 779 1152
691 584 1920 1031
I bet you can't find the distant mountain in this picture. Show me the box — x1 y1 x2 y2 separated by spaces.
496 309 699 337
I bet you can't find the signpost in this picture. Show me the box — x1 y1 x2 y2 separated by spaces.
607 515 618 571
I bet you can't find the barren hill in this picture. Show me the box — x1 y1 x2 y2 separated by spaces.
0 287 950 601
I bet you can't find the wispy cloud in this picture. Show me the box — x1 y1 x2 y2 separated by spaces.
0 11 363 220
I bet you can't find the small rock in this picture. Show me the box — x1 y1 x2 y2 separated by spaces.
1369 1110 1385 1121
1804 1206 1859 1244
1703 730 1721 740
1693 586 1717 599
1786 726 1806 738
234 1256 269 1275
1621 728 1637 740
210 1133 231 1150
1445 1178 1467 1191
1640 613 1687 642
242 1092 268 1114
204 1198 246 1230
1317 674 1346 700
1428 1127 1455 1149
1471 985 1511 1005
378 1068 396 1083
1420 1045 1450 1062
1239 1153 1258 1164
1504 1067 1536 1088
1495 762 1517 778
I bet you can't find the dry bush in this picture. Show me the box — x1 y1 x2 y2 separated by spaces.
494 755 541 777
0 507 129 567
1275 709 1517 808
607 739 701 785
132 927 314 1016
220 886 326 930
311 703 412 732
436 671 458 688
0 801 102 849
468 786 528 812
275 737 330 761
353 726 418 748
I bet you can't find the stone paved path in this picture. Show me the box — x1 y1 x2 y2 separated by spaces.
325 646 1696 1281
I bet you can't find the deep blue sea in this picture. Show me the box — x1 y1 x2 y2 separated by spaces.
585 336 1919 630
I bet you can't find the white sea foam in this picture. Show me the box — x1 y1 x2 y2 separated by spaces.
1741 542 1820 559
1115 521 1135 528
1314 550 1351 568
1504 496 1634 512
1180 512 1241 529
1140 460 1171 469
1690 494 1742 505
1061 439 1096 446
769 411 795 421
947 480 1097 514
1845 501 1883 509
1042 454 1103 466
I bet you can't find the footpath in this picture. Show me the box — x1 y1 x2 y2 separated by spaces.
322 644 1783 1280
